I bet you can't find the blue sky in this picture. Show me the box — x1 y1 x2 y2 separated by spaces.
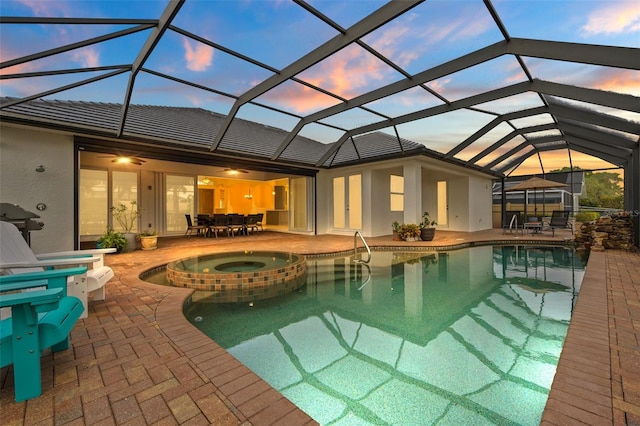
1 0 638 175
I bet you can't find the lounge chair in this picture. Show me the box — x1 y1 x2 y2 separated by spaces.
0 221 115 319
548 210 572 236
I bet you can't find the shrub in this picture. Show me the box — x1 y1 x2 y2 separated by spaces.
97 227 127 252
575 211 599 223
399 223 420 240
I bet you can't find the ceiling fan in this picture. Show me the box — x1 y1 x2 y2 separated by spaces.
96 154 146 165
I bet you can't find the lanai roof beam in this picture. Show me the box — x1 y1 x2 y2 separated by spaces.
117 0 185 137
211 0 423 152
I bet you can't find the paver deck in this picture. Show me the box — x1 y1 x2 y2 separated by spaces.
1 229 638 425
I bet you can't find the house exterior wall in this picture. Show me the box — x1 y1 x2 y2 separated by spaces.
468 175 494 232
0 124 76 253
316 157 494 237
2 123 495 248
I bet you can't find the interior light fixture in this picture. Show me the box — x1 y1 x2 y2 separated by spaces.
224 168 248 175
105 156 145 166
244 189 253 199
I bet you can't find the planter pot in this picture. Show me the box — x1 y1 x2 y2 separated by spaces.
392 231 402 241
123 232 137 252
420 228 436 241
139 235 158 250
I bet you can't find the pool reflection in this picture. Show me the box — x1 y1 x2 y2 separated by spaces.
185 245 585 425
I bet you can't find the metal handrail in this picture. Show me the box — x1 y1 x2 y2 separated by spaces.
353 231 371 264
357 263 372 290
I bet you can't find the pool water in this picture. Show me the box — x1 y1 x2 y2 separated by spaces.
184 245 586 425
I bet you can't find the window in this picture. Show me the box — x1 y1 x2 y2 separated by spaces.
79 169 108 235
390 175 404 211
290 177 309 230
333 177 345 229
166 175 194 232
349 174 362 229
112 171 139 233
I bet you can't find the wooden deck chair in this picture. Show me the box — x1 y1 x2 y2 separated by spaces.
0 221 115 319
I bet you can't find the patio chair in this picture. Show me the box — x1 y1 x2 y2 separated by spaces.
245 214 259 234
256 213 264 231
208 214 229 238
548 210 572 236
228 214 246 237
0 269 86 401
185 214 206 237
0 221 115 319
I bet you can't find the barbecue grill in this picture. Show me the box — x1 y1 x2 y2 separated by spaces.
0 203 44 246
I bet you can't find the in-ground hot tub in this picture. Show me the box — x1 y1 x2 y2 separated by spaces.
165 251 306 303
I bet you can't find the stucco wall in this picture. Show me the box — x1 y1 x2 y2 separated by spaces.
0 125 75 253
468 175 494 232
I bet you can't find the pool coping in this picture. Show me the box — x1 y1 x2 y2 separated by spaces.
541 250 613 424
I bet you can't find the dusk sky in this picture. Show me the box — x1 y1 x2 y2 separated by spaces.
1 0 638 176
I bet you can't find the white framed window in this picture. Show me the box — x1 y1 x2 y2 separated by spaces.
390 175 404 211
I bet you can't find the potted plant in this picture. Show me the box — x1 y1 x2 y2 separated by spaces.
137 230 158 250
96 227 127 253
419 212 437 241
111 201 141 252
399 223 420 241
391 221 402 241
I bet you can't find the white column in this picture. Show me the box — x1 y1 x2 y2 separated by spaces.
404 261 422 317
403 160 422 224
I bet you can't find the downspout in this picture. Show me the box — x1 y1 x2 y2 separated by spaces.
74 143 80 250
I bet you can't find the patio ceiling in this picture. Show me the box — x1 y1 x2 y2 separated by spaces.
1 0 638 177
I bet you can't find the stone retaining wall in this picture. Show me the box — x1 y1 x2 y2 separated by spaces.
575 212 635 252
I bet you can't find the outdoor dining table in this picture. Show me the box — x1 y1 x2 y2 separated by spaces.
197 214 255 237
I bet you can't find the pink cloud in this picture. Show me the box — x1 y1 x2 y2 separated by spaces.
7 1 102 71
425 77 452 95
182 38 214 72
302 44 387 98
260 81 341 115
14 0 73 17
72 47 100 68
264 44 392 114
581 1 640 36
593 69 640 96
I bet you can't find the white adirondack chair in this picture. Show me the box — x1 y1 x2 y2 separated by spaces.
0 221 116 318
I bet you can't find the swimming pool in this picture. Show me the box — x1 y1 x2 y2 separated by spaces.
184 245 586 425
